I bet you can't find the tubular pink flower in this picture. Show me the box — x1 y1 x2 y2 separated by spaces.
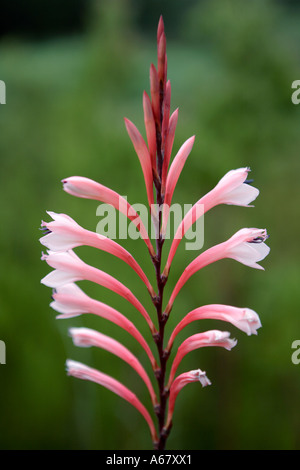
41 250 156 333
167 304 261 352
164 168 260 272
124 118 155 210
161 136 195 236
66 360 158 443
167 330 237 388
161 108 179 192
143 91 157 173
69 327 157 406
165 369 211 429
40 211 155 296
62 176 154 256
165 228 270 314
51 283 157 370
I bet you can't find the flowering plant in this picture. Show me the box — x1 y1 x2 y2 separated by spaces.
40 17 269 450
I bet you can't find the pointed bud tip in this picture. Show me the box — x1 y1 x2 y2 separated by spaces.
157 15 165 39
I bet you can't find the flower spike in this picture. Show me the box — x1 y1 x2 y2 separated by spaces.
41 17 270 450
66 360 158 444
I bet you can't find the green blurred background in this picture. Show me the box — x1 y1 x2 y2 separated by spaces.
0 0 300 450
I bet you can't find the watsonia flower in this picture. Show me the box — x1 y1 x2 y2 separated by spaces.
40 16 270 450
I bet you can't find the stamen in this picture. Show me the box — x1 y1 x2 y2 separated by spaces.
39 227 52 234
250 237 264 243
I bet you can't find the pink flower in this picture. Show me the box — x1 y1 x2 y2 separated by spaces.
165 228 270 314
40 211 154 296
164 167 260 273
167 330 237 388
51 283 158 370
66 360 158 444
69 327 157 406
62 176 154 256
165 369 211 429
41 250 155 333
167 304 261 351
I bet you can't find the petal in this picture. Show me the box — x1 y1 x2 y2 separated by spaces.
228 241 270 268
40 232 81 251
222 183 259 206
41 269 79 287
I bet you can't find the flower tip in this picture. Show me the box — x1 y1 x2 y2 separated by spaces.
157 15 165 41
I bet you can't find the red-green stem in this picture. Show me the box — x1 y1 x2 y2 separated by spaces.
151 83 171 450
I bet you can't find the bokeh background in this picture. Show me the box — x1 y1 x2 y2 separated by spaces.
0 0 300 450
